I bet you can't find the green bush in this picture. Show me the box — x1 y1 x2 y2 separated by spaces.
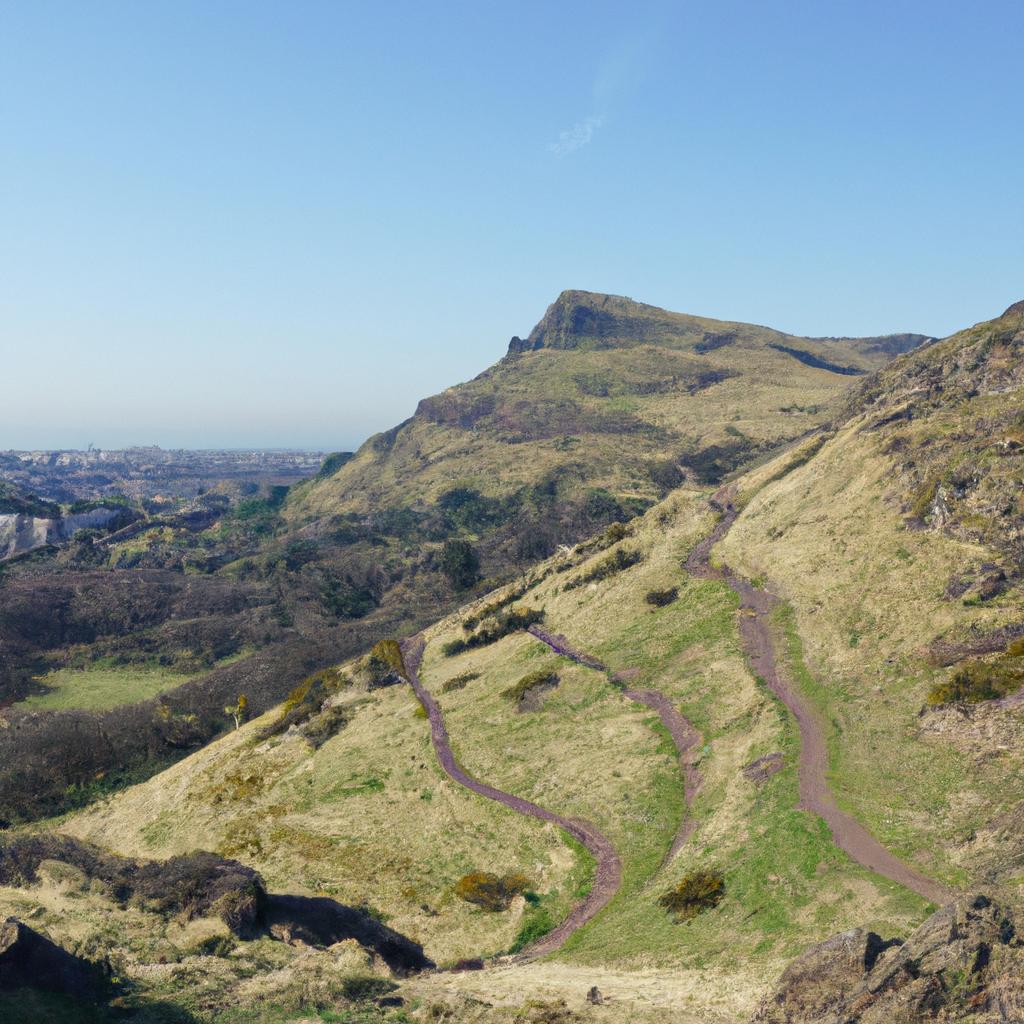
442 605 544 657
645 587 679 607
462 585 529 630
259 667 349 741
442 671 481 693
928 653 1024 706
564 547 643 590
501 670 559 704
658 869 725 921
453 871 531 911
509 903 556 952
341 975 399 1002
314 451 354 480
441 538 481 589
357 638 408 690
647 459 684 493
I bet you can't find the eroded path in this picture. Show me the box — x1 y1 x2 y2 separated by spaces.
527 625 702 863
400 636 622 957
690 494 952 905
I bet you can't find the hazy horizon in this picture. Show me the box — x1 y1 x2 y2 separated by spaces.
3 0 1022 450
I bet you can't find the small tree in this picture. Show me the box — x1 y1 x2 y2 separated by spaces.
224 694 248 730
441 539 481 590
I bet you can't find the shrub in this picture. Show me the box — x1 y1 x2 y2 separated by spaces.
909 476 941 522
442 605 544 657
509 904 556 952
645 587 679 607
441 539 481 590
927 654 1024 706
341 975 399 1002
300 704 353 748
259 667 349 741
501 670 559 705
647 459 684 493
314 451 354 480
454 871 530 911
564 547 643 591
189 933 236 957
360 638 408 688
462 585 529 630
658 869 725 921
442 671 480 693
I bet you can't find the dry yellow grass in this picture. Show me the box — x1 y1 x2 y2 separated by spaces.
719 417 1024 901
63 679 578 964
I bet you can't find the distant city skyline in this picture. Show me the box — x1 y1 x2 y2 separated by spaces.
2 0 1022 450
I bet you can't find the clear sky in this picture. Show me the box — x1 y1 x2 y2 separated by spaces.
2 0 1022 451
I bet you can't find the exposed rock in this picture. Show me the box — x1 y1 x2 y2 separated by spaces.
262 894 433 975
0 835 264 937
742 752 784 785
754 894 1024 1023
451 957 485 971
922 621 1024 666
0 917 106 1001
753 927 894 1023
0 508 123 560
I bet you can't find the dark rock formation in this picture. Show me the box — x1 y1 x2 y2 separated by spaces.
0 834 434 976
262 894 433 974
0 918 107 1001
0 835 264 938
754 894 1024 1023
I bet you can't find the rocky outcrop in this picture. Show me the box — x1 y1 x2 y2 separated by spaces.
0 918 107 1001
0 834 433 974
0 836 265 939
263 894 433 974
0 508 122 560
754 894 1024 1023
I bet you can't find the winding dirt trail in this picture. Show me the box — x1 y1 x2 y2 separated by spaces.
689 493 952 905
400 636 622 957
527 625 702 863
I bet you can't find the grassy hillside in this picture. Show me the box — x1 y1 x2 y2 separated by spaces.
290 290 930 523
0 291 927 828
719 299 1024 904
54 487 930 1022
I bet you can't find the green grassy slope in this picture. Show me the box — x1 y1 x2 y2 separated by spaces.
56 487 929 1022
719 299 1024 905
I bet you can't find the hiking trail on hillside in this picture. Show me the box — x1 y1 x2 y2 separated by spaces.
691 491 952 905
526 625 703 863
400 636 622 957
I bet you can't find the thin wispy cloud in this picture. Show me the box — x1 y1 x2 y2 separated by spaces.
549 114 604 157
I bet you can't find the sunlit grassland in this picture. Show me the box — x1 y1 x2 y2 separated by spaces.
720 423 1024 893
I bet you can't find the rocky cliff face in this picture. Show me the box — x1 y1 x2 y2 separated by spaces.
0 508 122 560
754 894 1024 1023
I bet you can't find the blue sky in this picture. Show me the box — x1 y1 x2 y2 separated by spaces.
2 0 1021 450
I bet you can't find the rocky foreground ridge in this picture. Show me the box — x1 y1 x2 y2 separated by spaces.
755 894 1024 1023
